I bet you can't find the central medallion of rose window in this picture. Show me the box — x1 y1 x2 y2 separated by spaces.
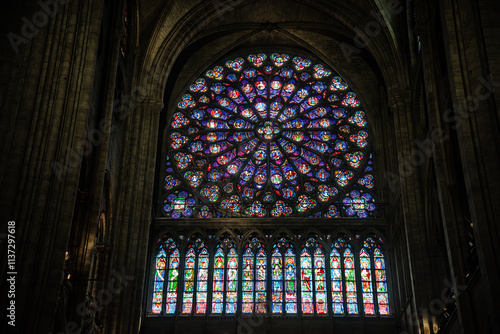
256 120 281 140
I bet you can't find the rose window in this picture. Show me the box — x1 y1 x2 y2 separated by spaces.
164 53 377 218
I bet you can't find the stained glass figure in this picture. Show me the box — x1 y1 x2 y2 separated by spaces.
242 244 267 314
344 247 358 314
212 246 225 314
300 249 314 314
242 248 255 313
150 235 389 317
152 248 167 314
271 247 284 313
256 248 267 313
374 248 389 315
284 248 297 313
166 249 180 314
314 248 327 314
196 248 209 314
360 248 374 315
330 247 344 314
226 248 238 314
182 247 196 313
163 191 195 218
165 53 376 218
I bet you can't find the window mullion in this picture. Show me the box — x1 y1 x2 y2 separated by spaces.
325 249 332 315
354 247 364 316
371 252 379 316
341 250 347 315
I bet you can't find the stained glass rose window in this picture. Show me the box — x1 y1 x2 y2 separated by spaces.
163 53 376 218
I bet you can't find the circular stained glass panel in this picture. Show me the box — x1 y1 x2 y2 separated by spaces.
165 53 376 217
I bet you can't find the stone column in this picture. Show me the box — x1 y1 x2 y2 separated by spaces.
389 91 436 334
417 5 477 331
101 95 163 334
440 0 500 329
0 1 104 332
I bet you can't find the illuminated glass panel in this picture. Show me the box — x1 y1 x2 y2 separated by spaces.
152 249 167 314
344 247 358 314
165 249 180 314
212 247 224 314
374 248 389 315
271 247 283 313
164 53 376 219
300 249 313 314
256 248 267 313
242 248 255 313
226 248 238 314
196 248 209 314
284 248 297 313
314 248 327 314
182 248 196 313
330 248 344 314
360 248 374 315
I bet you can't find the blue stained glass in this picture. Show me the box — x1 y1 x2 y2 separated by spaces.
166 53 375 219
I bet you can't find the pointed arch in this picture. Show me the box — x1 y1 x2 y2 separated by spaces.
151 237 180 315
242 237 267 314
361 235 390 316
271 236 297 314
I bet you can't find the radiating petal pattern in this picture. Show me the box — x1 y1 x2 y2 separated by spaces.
164 53 376 217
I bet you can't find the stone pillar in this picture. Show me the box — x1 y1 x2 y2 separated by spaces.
0 1 104 332
440 0 500 330
389 91 435 334
101 95 163 333
416 5 477 331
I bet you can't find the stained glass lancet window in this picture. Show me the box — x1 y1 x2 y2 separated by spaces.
271 239 297 314
374 248 389 315
180 239 210 315
242 241 267 314
301 238 327 315
212 242 238 314
162 53 377 219
271 245 283 313
330 245 344 314
242 247 255 313
212 245 225 314
150 235 389 316
151 238 180 315
360 248 374 314
362 237 390 315
300 248 313 314
314 248 327 314
226 247 238 314
182 247 196 313
152 238 181 314
152 248 166 314
344 246 358 314
197 247 209 313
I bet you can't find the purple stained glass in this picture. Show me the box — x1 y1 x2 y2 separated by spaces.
166 53 375 218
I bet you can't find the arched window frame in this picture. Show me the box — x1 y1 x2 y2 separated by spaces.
242 238 267 314
211 239 239 315
271 238 298 314
360 237 390 316
342 242 359 315
300 238 328 315
180 238 210 315
150 237 180 315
